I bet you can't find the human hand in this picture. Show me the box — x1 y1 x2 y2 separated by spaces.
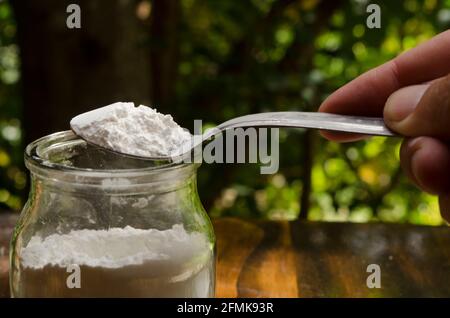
319 30 450 222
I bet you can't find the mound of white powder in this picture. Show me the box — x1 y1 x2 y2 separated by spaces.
21 224 209 269
70 102 192 157
18 225 214 297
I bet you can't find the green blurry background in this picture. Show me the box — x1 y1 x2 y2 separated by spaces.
1 0 449 225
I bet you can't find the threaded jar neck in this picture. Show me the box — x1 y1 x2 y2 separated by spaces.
25 131 199 194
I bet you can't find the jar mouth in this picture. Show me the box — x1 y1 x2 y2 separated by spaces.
25 131 198 185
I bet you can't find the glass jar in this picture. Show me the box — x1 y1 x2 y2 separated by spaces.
10 131 215 298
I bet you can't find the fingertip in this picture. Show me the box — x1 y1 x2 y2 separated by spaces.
383 85 430 137
407 137 450 195
438 195 450 223
399 138 418 185
318 96 335 113
319 130 367 142
383 85 428 124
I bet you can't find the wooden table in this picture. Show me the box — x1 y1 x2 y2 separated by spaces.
1 214 450 297
0 214 17 298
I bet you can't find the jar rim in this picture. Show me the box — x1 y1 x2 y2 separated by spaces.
25 131 198 183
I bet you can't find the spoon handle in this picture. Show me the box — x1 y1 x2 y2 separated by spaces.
214 112 397 137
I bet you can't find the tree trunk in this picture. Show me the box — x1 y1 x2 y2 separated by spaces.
149 0 180 111
12 0 151 144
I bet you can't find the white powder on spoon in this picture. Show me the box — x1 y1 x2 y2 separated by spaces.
70 102 192 158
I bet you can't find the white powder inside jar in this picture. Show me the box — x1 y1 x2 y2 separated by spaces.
21 225 208 269
70 102 192 158
18 225 215 297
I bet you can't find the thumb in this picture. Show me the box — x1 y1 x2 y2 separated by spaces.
384 74 450 139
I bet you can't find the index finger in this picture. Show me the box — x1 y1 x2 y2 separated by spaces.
319 29 450 141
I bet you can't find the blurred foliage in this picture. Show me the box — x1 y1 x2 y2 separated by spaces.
0 0 23 211
1 0 450 224
175 0 449 225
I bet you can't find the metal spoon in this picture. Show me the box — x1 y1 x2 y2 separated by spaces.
71 111 397 161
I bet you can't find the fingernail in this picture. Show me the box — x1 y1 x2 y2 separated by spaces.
384 85 429 122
